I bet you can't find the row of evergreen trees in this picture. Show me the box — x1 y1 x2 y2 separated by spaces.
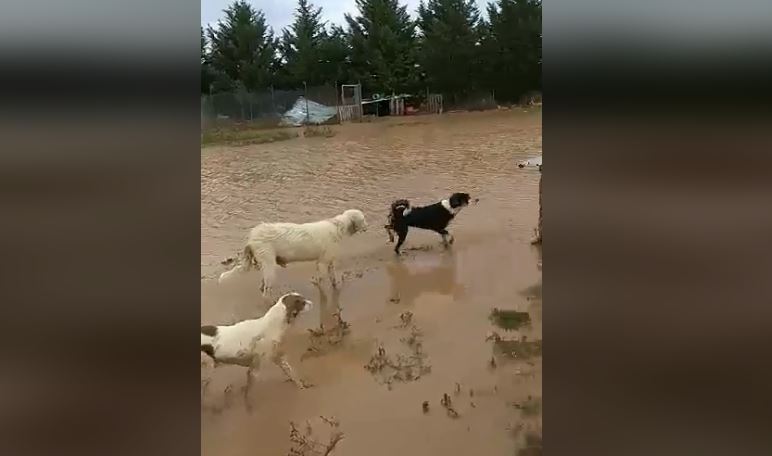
201 0 541 103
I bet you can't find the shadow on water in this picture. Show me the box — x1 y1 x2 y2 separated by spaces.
385 250 464 306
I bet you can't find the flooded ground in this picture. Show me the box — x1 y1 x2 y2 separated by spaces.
201 108 542 456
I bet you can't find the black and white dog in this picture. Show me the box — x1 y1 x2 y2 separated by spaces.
385 192 474 254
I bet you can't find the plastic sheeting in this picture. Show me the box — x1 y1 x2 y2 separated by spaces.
280 96 338 126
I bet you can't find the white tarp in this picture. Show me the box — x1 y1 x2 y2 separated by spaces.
280 96 338 126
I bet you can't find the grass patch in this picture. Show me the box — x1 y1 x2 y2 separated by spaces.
488 333 542 360
494 338 542 360
490 308 531 331
365 324 431 389
304 125 336 138
387 121 429 128
201 125 298 146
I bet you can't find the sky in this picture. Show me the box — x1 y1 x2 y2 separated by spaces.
201 0 492 33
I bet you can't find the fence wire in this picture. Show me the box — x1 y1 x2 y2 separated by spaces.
201 85 338 129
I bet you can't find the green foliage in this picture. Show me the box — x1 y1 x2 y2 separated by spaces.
317 25 351 85
417 0 481 98
345 0 419 95
207 1 278 92
201 0 542 101
278 0 327 87
479 0 542 101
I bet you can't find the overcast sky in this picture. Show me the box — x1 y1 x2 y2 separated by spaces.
202 0 492 32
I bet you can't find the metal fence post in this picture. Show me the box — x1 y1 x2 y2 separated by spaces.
303 81 309 125
270 85 275 115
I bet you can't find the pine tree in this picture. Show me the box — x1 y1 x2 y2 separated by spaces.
417 0 481 99
480 0 542 101
201 26 217 93
345 0 418 96
318 25 352 85
207 1 277 92
279 0 327 87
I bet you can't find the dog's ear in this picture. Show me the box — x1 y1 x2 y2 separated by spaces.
283 293 308 322
449 193 469 208
346 211 365 234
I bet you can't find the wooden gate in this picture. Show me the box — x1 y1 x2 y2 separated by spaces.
426 93 443 114
337 104 362 123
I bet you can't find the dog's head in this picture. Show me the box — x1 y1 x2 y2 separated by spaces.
448 192 472 209
280 292 313 323
341 209 368 235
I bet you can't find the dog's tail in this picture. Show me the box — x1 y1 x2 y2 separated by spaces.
218 245 259 283
385 199 411 243
387 199 411 225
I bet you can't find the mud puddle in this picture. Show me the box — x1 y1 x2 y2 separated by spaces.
202 109 542 456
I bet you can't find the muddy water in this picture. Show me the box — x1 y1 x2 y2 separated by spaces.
201 109 542 456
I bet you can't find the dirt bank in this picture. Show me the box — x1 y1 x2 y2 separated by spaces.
202 108 542 456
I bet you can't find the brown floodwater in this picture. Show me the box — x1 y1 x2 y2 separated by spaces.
201 109 542 456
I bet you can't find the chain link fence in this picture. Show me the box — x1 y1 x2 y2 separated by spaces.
201 85 338 130
440 90 498 112
201 84 540 132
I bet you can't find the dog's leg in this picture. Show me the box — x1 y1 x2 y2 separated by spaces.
385 225 395 243
244 355 261 412
259 256 278 297
311 261 325 286
327 262 339 288
439 229 454 248
394 226 408 255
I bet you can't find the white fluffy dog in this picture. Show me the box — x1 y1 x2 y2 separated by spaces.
201 292 313 398
219 209 367 295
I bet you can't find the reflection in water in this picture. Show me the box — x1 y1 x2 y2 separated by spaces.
386 251 464 306
314 282 342 330
304 283 349 359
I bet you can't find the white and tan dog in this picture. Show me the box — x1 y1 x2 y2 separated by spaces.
219 209 367 295
201 292 313 396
